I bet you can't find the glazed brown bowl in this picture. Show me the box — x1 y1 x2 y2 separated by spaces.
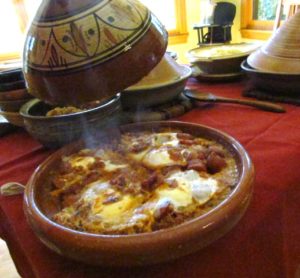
188 43 260 75
20 95 122 148
23 0 168 106
24 121 255 266
121 54 192 109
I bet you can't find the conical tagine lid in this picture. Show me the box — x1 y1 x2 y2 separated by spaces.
247 11 300 74
23 0 168 105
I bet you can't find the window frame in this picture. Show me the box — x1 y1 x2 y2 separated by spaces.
168 0 188 44
241 0 279 40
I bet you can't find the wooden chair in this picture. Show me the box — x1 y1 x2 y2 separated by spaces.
193 2 236 45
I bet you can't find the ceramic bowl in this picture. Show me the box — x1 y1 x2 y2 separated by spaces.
241 60 300 95
0 88 32 101
23 0 168 106
24 121 255 266
20 94 122 148
0 110 24 127
0 68 31 101
121 54 192 109
0 68 23 84
0 120 16 136
191 64 243 82
187 43 260 74
247 12 300 74
0 98 31 112
0 79 25 92
0 114 17 136
0 60 22 72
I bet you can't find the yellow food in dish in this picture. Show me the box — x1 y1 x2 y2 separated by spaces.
197 46 243 58
50 130 238 234
46 106 83 116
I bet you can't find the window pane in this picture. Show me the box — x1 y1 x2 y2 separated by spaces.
253 0 286 20
0 2 23 55
140 0 176 30
24 0 42 21
25 0 177 30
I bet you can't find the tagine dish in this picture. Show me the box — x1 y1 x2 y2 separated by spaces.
23 121 254 266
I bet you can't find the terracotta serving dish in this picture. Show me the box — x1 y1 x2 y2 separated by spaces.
187 43 260 75
20 95 122 148
24 121 255 266
121 54 192 109
247 12 300 74
23 0 168 106
241 60 300 95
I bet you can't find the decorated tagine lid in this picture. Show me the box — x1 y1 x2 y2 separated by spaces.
23 0 168 106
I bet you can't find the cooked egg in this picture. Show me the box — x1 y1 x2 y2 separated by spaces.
103 160 128 172
128 148 150 162
142 148 186 169
95 195 140 225
156 189 193 210
165 170 218 206
152 133 179 147
82 181 111 202
70 155 127 173
81 181 143 227
70 156 95 169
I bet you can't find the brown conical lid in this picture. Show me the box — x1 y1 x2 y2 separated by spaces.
34 0 99 22
23 0 168 106
247 11 300 74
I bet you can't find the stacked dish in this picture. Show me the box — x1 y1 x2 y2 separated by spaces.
0 68 32 127
244 12 300 94
121 53 192 109
187 43 260 81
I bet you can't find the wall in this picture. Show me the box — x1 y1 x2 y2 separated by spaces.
168 0 242 63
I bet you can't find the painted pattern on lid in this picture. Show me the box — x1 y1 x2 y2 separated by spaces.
24 0 150 73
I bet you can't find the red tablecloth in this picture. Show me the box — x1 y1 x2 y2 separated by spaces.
1 79 300 278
